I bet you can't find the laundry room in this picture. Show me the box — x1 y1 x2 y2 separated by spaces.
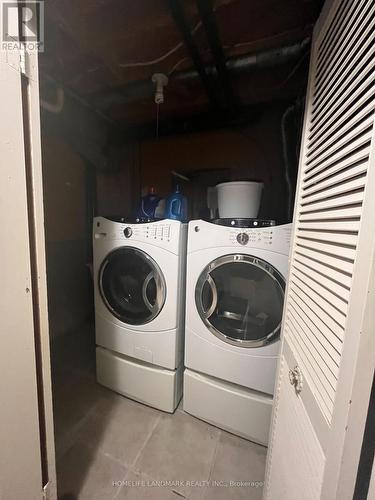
37 1 323 499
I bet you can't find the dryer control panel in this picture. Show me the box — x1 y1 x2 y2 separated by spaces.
188 220 292 256
230 228 274 246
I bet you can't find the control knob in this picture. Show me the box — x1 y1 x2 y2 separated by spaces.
124 227 133 238
237 232 249 245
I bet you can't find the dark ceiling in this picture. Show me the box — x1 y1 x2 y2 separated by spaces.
39 0 323 130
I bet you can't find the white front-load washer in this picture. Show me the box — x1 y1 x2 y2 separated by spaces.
183 219 292 443
93 216 187 412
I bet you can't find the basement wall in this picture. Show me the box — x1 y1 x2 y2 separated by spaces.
41 136 93 339
114 107 291 223
95 108 291 223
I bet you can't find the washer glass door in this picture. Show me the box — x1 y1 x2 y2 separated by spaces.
195 254 285 347
99 247 166 325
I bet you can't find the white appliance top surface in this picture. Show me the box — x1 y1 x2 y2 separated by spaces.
188 219 292 256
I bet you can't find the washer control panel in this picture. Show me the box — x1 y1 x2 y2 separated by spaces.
143 223 172 241
119 223 172 242
95 218 173 243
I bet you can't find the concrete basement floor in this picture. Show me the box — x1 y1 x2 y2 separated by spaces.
51 324 267 500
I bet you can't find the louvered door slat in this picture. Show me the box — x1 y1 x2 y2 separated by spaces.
303 147 369 186
302 172 366 203
306 118 375 171
316 0 366 69
313 2 374 110
312 0 374 102
289 284 344 347
286 324 334 420
294 243 354 274
288 303 340 378
299 209 361 222
293 258 350 302
289 288 342 358
313 56 375 142
313 11 374 113
294 252 352 289
298 219 361 232
296 229 358 248
291 272 346 326
292 265 348 313
300 191 363 212
309 78 375 149
295 256 348 306
308 101 375 161
304 131 372 177
296 237 356 261
287 309 338 392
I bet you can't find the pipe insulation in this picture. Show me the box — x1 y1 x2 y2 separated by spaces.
176 37 310 82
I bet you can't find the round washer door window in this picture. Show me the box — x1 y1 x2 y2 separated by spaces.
99 247 166 325
195 254 285 348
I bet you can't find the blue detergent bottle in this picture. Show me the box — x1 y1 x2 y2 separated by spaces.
137 187 160 219
165 184 187 222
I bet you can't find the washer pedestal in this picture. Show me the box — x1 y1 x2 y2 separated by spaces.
97 347 183 413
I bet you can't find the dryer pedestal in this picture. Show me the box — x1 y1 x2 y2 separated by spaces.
97 347 183 413
183 368 272 445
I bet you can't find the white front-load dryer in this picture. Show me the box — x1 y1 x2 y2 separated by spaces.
93 217 187 412
183 219 292 443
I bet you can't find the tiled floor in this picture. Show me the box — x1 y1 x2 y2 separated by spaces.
52 325 267 500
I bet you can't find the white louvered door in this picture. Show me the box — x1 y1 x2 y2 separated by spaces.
264 0 375 499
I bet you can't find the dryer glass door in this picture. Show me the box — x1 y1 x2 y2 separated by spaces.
99 247 166 325
195 254 285 347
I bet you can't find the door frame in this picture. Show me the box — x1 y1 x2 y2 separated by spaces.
23 44 57 500
0 2 57 498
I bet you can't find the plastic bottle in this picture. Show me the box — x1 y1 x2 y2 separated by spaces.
165 185 188 222
137 187 160 219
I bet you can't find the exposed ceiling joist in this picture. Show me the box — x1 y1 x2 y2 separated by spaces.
167 0 219 109
196 0 237 111
40 0 322 128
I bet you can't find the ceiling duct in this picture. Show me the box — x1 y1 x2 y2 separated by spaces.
175 37 310 82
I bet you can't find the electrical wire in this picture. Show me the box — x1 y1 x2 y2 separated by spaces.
118 2 233 70
119 20 202 69
225 26 313 53
168 56 190 75
275 52 308 89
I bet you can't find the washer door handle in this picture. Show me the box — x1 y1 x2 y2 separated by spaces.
202 274 218 319
142 271 156 312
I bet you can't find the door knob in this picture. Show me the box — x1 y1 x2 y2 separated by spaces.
289 366 303 394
